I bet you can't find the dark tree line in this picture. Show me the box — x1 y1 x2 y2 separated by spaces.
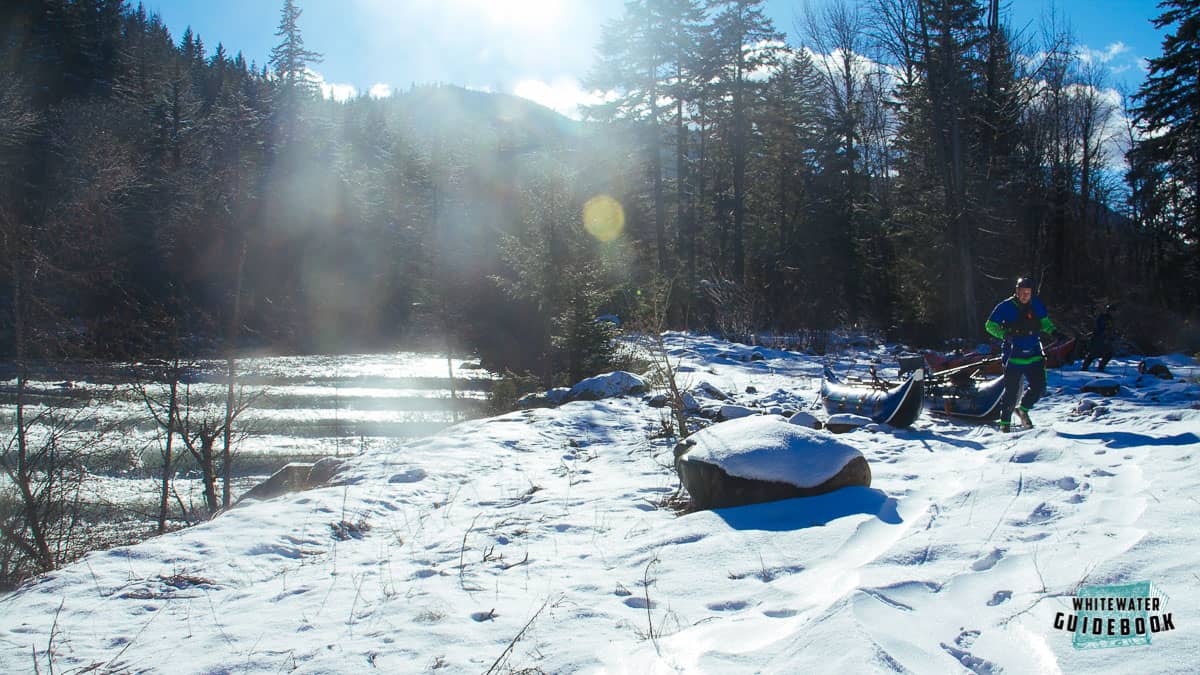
1 0 1197 382
581 0 1198 350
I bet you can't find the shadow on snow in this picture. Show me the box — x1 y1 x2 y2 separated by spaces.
713 487 902 532
1055 430 1199 449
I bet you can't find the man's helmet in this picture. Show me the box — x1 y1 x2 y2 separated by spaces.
1015 277 1036 290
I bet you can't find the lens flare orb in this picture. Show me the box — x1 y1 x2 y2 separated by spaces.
583 195 625 242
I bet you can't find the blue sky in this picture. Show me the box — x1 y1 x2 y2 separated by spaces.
144 0 1164 114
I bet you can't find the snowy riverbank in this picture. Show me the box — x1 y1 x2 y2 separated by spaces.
1 334 1197 673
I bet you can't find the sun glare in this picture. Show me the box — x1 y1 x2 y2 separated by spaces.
583 195 625 242
464 0 562 31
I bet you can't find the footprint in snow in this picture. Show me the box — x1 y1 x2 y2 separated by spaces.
1010 450 1040 464
763 608 798 618
955 630 981 648
706 600 749 612
389 468 427 484
987 591 1012 606
247 543 310 559
624 596 653 609
272 587 310 601
970 549 1004 572
1021 502 1058 525
941 638 999 675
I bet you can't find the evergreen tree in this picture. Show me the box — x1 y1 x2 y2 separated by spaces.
1131 0 1200 300
751 49 825 326
268 0 323 151
584 0 705 276
268 0 323 93
885 0 990 335
707 0 783 282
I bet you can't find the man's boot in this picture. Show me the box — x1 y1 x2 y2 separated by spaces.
1015 407 1033 428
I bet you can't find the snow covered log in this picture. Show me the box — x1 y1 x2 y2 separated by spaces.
674 416 870 510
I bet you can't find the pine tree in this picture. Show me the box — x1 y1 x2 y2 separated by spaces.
707 0 783 282
584 0 705 276
752 49 826 327
883 0 991 335
268 0 323 93
1131 0 1200 295
269 0 323 151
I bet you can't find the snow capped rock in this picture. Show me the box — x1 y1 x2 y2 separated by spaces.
567 371 647 401
717 404 758 421
516 387 571 408
824 413 873 433
787 411 822 429
519 372 646 408
679 416 865 489
1081 378 1122 396
693 381 730 401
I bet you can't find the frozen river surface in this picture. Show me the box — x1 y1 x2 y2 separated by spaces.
1 351 494 479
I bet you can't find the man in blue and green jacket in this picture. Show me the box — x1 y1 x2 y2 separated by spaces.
985 277 1056 432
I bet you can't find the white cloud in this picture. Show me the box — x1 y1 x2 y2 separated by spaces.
512 78 609 119
306 68 358 102
1076 42 1130 65
368 83 393 99
803 45 883 84
322 82 358 102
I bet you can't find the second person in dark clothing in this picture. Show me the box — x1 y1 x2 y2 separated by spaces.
985 277 1057 432
1081 304 1116 372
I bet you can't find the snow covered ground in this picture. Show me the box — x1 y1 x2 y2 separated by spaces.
1 333 1197 673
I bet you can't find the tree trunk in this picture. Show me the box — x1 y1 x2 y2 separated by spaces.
8 232 54 569
198 430 220 515
732 58 746 283
159 359 179 534
651 102 667 274
222 237 247 508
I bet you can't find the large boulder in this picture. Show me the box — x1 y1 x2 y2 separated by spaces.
786 411 822 429
674 416 870 510
516 387 570 409
1081 378 1122 396
237 458 345 505
1139 360 1174 380
692 381 730 401
717 404 758 421
567 371 647 401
